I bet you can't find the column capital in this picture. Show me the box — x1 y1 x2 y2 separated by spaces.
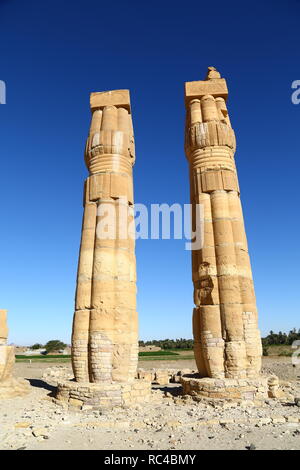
185 66 228 107
90 89 131 112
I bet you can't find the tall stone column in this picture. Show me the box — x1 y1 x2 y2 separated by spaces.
72 89 138 383
57 90 150 409
184 67 262 383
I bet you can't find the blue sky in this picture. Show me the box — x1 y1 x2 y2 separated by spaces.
0 0 299 345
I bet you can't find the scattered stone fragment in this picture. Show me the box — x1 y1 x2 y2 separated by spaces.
32 428 49 439
246 444 256 450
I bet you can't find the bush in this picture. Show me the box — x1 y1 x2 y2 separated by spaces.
278 351 292 357
44 340 67 354
262 345 269 356
30 343 44 350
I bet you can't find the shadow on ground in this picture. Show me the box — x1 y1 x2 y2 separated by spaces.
152 384 182 397
26 378 56 396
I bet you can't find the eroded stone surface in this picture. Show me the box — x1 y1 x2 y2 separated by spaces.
63 90 151 409
56 378 151 410
184 68 262 382
71 90 138 385
0 310 30 398
181 375 269 402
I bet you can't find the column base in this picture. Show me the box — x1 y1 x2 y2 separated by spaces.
181 374 274 402
0 377 31 399
55 378 151 410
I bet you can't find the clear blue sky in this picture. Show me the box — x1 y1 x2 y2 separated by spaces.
0 0 299 345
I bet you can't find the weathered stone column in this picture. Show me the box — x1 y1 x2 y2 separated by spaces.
57 90 150 409
0 310 30 398
72 89 137 383
184 67 263 387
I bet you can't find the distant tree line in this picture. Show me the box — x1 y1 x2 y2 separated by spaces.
262 329 300 346
139 338 194 350
139 329 300 351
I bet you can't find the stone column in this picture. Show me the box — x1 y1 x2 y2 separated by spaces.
0 310 13 383
0 310 30 398
185 67 262 381
56 90 150 409
72 90 138 384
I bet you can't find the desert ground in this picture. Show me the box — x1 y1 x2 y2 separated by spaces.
0 355 299 451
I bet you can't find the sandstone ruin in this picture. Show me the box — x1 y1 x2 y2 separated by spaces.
184 67 266 400
56 90 150 408
0 310 30 398
55 77 279 407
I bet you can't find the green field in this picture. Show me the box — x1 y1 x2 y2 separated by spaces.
15 344 294 363
138 354 194 361
15 355 71 363
15 350 195 363
139 350 179 357
17 345 295 363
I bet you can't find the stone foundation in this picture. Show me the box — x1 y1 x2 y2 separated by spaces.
137 368 197 385
181 375 270 402
56 379 151 410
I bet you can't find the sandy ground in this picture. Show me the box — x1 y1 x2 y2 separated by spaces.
0 357 299 451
